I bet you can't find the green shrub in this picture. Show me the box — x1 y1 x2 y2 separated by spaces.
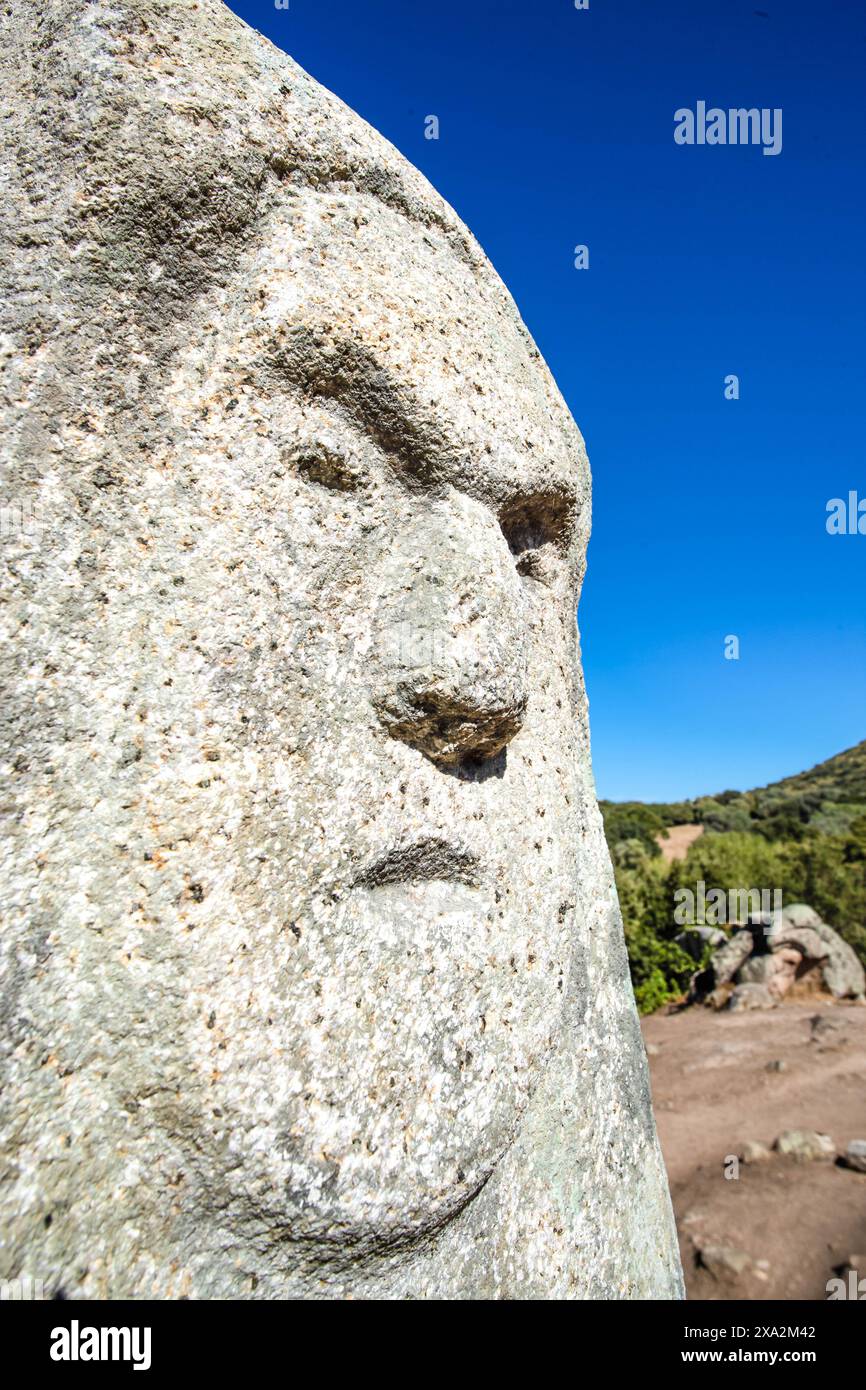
600 802 664 857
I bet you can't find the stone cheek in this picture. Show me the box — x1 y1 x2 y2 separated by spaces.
0 0 683 1299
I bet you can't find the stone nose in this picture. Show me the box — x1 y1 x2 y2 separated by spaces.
370 494 528 767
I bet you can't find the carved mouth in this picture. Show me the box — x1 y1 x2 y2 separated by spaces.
352 836 481 890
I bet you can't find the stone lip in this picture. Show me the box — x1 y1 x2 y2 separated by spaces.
351 835 482 889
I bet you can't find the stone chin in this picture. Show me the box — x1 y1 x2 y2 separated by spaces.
190 872 572 1253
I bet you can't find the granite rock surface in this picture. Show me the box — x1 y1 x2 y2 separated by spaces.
0 0 683 1299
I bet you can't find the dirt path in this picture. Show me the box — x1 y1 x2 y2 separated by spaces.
656 823 704 862
643 998 866 1299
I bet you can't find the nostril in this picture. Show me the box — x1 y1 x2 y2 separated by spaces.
456 747 508 780
373 685 527 768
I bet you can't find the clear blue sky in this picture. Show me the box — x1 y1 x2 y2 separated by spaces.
227 0 865 801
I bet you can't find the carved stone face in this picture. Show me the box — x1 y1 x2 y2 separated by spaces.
144 194 591 1248
2 0 682 1301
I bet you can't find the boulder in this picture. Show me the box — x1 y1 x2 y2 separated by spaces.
780 904 823 930
728 982 777 1011
705 984 735 1010
810 1013 849 1042
740 1140 773 1163
738 948 801 999
841 1141 866 1174
768 926 829 962
774 1130 836 1162
809 921 866 999
698 1244 753 1279
709 930 754 986
697 1243 770 1285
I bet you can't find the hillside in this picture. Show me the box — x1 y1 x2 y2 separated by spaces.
753 740 866 806
601 739 866 850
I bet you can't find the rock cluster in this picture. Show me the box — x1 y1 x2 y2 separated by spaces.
692 904 866 1010
739 1129 866 1171
691 1128 866 1291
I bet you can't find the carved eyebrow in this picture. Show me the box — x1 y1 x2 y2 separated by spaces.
261 324 583 522
263 325 460 487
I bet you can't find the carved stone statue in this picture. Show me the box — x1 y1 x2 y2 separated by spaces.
0 0 683 1298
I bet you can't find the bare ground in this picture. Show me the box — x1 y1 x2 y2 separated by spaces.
643 998 866 1299
656 823 704 863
